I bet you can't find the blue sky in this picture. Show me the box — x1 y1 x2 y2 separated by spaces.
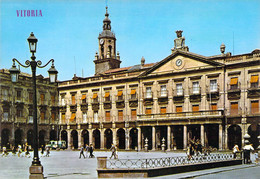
1 0 260 81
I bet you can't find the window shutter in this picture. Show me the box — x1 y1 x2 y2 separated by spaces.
230 77 238 85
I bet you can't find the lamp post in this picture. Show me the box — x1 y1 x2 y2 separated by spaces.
9 32 58 179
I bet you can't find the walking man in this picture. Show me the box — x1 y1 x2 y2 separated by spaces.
79 145 85 159
85 144 89 158
110 143 117 159
89 144 94 158
243 141 254 164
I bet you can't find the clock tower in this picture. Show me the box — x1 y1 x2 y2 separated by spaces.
94 6 121 75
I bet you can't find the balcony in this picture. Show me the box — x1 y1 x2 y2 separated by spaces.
137 110 223 121
227 83 241 100
129 93 138 107
157 90 168 104
103 96 112 109
248 108 260 116
143 92 153 106
228 108 242 117
116 95 125 108
91 98 100 111
247 83 260 98
189 87 201 102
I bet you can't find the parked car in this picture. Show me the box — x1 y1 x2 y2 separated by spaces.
46 140 66 150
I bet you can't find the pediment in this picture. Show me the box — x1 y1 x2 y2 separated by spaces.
140 50 223 77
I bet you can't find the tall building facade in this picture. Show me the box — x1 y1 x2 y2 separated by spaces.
58 8 260 151
0 69 59 149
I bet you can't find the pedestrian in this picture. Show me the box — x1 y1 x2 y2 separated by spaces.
110 143 118 159
196 139 202 155
12 146 16 156
85 144 89 158
46 146 50 157
18 145 22 157
89 144 94 158
41 145 45 157
254 151 259 164
2 146 8 157
187 143 193 160
243 141 254 164
233 144 239 159
25 143 30 158
79 146 85 159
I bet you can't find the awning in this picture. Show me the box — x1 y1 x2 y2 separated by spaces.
93 93 98 99
130 89 136 95
250 75 259 83
230 77 238 85
105 92 110 97
117 91 123 96
81 94 86 100
70 113 76 120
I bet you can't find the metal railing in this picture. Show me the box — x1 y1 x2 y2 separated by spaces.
106 153 235 169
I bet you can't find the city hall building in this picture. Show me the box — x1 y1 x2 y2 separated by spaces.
57 7 260 151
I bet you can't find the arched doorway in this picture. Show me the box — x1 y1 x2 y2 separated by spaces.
142 126 152 150
117 128 125 149
172 126 183 149
2 128 10 149
228 125 242 149
61 130 68 148
93 129 100 149
71 130 78 149
15 128 23 147
248 124 260 149
49 130 57 141
82 129 89 147
130 128 138 150
206 124 219 149
105 129 113 149
39 130 46 148
156 126 167 150
188 125 200 142
27 129 34 147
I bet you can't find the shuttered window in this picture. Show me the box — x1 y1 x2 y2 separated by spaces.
105 111 110 121
62 113 65 123
145 108 152 115
130 89 136 95
51 95 55 105
192 105 199 112
176 106 182 113
41 112 45 120
160 107 166 114
211 103 217 110
131 109 137 120
118 110 123 121
40 94 45 105
70 113 76 122
51 112 56 120
251 101 259 114
93 93 98 99
81 94 87 104
105 92 110 97
117 91 123 96
250 75 259 83
230 77 238 85
230 102 238 115
71 94 76 105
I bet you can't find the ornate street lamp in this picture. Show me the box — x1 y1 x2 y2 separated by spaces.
9 32 58 178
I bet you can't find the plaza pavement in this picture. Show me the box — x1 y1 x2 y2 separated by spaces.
0 150 259 179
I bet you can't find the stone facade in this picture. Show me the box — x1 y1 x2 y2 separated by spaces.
57 8 260 151
0 69 59 149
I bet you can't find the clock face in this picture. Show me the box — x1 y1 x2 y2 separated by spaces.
176 59 182 66
99 39 104 45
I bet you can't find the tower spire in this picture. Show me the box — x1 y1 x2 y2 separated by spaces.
103 6 111 30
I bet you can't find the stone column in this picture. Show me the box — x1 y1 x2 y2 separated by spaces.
224 125 228 150
113 128 117 146
125 128 130 150
89 129 93 145
219 124 223 150
67 129 72 149
100 128 105 150
200 124 205 146
183 125 187 149
167 125 171 151
137 127 142 151
152 126 156 150
78 130 82 149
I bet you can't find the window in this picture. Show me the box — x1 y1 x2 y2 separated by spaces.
41 111 45 120
51 112 56 122
61 96 66 106
250 75 259 88
230 77 238 90
104 92 110 101
210 79 218 92
17 91 21 100
160 107 166 114
251 101 259 114
2 88 8 100
176 83 183 95
71 94 76 105
29 109 33 123
160 85 167 97
105 111 110 121
40 94 45 105
70 112 76 122
117 90 123 100
3 111 9 121
17 108 23 118
93 93 98 103
192 105 199 115
118 110 123 121
211 103 217 111
83 113 87 123
130 89 137 99
146 87 152 98
145 108 152 115
81 94 87 104
176 106 183 116
51 95 55 105
230 102 238 115
193 81 200 94
29 92 33 103
94 111 98 122
131 109 137 120
62 113 66 123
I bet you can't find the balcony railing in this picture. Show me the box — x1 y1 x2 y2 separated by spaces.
189 87 201 95
104 96 112 102
28 116 33 123
228 82 241 91
173 89 184 96
157 90 168 98
144 92 153 99
228 109 242 116
137 110 223 120
206 85 219 93
116 95 125 101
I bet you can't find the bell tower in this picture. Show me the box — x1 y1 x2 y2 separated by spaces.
94 6 121 75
